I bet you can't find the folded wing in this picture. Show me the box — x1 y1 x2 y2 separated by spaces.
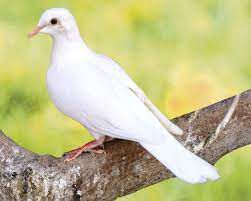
93 53 183 135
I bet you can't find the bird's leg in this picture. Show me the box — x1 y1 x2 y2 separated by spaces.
104 136 114 142
64 136 105 162
86 136 115 153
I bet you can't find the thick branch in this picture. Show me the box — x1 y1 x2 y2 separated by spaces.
0 90 250 201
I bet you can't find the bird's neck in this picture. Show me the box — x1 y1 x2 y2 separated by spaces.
51 33 90 66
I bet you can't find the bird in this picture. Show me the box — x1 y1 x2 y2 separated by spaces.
28 8 220 184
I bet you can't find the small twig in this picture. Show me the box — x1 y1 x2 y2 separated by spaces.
208 94 240 145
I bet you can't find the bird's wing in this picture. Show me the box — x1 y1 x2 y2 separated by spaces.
74 63 168 144
92 53 183 135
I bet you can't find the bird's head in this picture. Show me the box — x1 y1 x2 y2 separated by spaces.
28 8 80 40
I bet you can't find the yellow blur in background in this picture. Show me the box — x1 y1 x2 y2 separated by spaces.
0 0 250 200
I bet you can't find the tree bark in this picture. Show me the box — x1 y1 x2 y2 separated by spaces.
0 89 250 201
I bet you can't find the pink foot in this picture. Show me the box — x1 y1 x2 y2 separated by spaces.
64 137 105 162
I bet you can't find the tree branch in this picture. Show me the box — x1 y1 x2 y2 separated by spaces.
0 90 250 201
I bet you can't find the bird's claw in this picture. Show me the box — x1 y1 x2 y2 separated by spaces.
63 137 107 162
63 147 106 162
87 148 106 157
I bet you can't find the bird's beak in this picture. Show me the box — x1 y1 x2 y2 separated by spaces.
27 25 46 39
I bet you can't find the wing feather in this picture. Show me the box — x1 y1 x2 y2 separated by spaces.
93 53 183 135
75 64 167 144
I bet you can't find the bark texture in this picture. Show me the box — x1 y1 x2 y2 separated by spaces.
0 89 250 201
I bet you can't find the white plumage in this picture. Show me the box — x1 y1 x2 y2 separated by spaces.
29 8 220 184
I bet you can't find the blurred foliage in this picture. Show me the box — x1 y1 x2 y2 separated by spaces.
0 0 250 200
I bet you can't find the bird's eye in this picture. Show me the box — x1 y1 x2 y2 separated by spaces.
50 18 58 25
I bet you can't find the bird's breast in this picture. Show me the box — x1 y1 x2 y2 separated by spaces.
46 66 88 121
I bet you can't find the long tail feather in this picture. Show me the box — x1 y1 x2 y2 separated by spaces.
140 135 219 184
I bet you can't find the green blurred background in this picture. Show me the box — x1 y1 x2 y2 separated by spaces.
0 0 250 200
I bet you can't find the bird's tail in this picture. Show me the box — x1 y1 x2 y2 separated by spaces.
140 135 220 184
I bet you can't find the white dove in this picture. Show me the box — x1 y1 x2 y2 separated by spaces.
28 8 219 184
